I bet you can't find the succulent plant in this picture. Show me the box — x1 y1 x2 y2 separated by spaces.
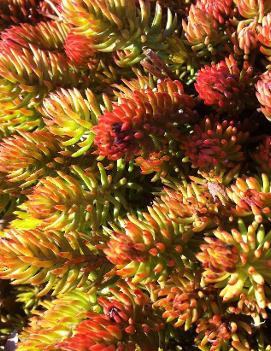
1 1 271 350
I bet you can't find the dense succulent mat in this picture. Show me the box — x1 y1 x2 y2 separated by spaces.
1 0 271 350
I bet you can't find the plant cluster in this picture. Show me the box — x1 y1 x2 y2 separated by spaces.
1 0 271 350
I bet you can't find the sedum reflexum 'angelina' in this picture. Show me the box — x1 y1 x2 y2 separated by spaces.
1 20 69 51
94 79 196 160
252 136 271 174
98 280 163 334
256 70 271 121
227 174 271 223
0 130 63 189
42 88 110 157
258 13 271 61
234 0 271 21
236 19 259 58
0 0 40 25
153 272 204 330
19 170 117 232
57 280 163 351
57 312 127 351
197 219 271 309
18 160 150 232
0 45 80 108
17 289 98 351
103 210 189 284
0 228 105 296
3 0 271 350
157 180 228 231
181 116 249 175
64 32 96 65
197 0 233 24
0 104 42 136
195 55 255 113
182 3 230 58
62 0 177 66
103 178 225 284
195 312 253 351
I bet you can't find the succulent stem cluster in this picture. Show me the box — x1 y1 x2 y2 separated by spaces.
1 1 271 351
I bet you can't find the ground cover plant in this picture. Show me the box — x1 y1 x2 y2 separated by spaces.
1 0 271 350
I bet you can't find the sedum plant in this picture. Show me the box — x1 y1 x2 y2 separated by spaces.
1 0 271 350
